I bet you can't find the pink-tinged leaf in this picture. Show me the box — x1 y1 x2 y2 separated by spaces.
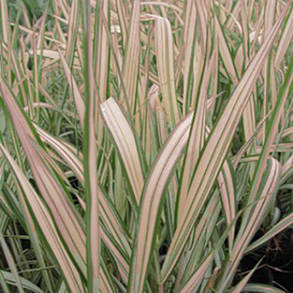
178 52 215 222
122 0 140 112
180 253 213 293
231 260 262 293
155 16 180 124
128 112 193 293
100 97 144 203
275 6 293 68
215 13 238 84
218 161 236 251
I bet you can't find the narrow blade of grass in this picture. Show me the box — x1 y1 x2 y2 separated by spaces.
231 260 262 293
275 5 293 68
122 0 140 112
128 112 193 293
180 253 213 293
155 16 180 125
100 97 144 204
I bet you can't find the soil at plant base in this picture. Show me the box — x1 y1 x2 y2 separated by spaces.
237 229 293 292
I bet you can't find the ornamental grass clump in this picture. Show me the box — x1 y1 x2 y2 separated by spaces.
0 0 292 292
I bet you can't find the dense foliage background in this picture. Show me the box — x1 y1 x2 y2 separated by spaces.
0 0 292 292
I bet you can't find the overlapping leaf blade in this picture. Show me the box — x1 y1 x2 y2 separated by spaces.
160 9 287 281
